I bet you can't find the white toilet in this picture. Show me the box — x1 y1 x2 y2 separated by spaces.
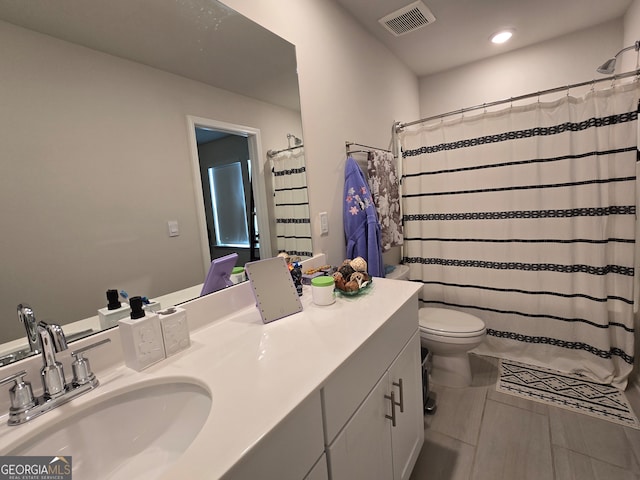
385 265 486 388
418 308 486 388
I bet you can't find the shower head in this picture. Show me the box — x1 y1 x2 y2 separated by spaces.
596 40 640 74
596 57 617 75
286 133 303 147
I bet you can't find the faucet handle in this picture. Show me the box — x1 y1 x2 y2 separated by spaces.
70 338 111 387
0 371 37 412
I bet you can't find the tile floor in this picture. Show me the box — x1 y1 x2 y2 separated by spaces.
410 355 640 480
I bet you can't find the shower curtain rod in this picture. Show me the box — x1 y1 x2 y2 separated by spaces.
267 144 304 158
396 68 640 132
345 141 391 153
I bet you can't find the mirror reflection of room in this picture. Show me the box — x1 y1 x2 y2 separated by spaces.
0 0 307 364
268 133 313 260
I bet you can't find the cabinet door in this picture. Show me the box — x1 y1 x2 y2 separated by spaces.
327 374 394 480
222 392 325 480
389 332 424 480
304 454 328 480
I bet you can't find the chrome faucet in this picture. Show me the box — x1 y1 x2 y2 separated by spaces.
0 324 110 426
37 322 68 399
17 303 40 354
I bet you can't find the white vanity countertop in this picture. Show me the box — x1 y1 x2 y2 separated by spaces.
0 278 421 479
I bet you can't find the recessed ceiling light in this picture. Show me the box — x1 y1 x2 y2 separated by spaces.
491 30 513 44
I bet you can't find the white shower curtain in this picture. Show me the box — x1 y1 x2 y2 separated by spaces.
399 81 640 388
270 147 313 259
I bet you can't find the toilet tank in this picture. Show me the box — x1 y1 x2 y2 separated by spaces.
386 264 409 280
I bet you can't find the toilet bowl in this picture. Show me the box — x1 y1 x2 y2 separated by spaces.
419 307 486 388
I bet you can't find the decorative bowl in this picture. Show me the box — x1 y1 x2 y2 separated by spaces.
335 278 373 296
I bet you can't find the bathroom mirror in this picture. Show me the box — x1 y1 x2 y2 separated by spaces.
0 0 309 364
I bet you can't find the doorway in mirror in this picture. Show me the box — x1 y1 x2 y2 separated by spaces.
187 116 272 273
195 128 259 267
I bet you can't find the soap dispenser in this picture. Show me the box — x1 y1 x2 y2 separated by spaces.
98 289 131 329
158 306 190 357
118 296 165 371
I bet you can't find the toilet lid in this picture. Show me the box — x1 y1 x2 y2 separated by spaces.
419 307 486 337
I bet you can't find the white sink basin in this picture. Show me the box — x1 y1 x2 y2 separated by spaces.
7 380 212 479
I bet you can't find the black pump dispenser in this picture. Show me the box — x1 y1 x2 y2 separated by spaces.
106 289 122 310
129 296 146 320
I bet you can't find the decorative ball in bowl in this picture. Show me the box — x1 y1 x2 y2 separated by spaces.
333 257 372 295
335 277 373 296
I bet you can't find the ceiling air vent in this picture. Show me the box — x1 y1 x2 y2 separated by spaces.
378 1 436 37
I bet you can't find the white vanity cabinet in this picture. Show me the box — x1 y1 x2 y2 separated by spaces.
389 333 425 480
221 392 326 480
328 368 394 479
222 290 424 480
0 277 423 480
322 297 424 480
305 454 329 480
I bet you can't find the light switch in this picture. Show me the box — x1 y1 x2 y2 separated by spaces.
319 212 329 234
167 220 180 237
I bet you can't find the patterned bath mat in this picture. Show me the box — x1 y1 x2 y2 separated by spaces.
497 359 640 429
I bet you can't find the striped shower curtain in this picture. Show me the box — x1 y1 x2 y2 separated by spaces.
270 147 313 259
399 82 640 388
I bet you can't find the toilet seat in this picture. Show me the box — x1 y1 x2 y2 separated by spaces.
419 307 486 338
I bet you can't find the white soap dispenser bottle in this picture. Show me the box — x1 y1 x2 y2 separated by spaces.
118 296 165 371
158 306 190 357
98 289 131 329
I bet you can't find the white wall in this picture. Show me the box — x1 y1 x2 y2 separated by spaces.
417 19 624 119
223 0 421 266
622 0 640 73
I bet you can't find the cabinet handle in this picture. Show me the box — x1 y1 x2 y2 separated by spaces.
393 378 404 413
384 391 397 427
